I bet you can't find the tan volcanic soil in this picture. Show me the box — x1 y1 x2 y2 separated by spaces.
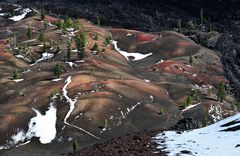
0 11 235 156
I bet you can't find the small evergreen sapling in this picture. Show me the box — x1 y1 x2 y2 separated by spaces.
41 7 45 21
217 82 226 102
54 62 62 78
72 140 80 152
189 53 193 66
27 26 32 39
177 18 182 33
13 68 20 80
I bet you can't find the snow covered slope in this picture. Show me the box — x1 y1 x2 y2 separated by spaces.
154 113 240 156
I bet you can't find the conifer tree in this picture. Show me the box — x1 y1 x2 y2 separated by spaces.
72 140 80 152
57 19 63 30
80 32 87 47
94 33 98 40
43 41 46 53
177 18 182 33
67 41 72 61
105 36 111 46
57 45 61 53
54 62 62 78
41 6 45 21
96 15 100 27
78 47 84 60
13 68 20 80
200 8 204 25
92 43 99 52
217 82 226 102
189 53 193 66
27 26 32 39
39 32 45 43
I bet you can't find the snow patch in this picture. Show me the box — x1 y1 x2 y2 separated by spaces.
209 104 223 122
154 113 240 156
66 62 78 68
144 79 151 83
13 79 24 82
112 40 152 61
9 8 32 21
156 59 164 64
181 102 201 113
16 55 32 63
52 78 63 82
25 103 57 144
30 52 54 66
120 102 141 119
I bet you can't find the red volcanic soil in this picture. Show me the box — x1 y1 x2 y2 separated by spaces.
44 15 59 23
152 60 196 75
136 33 158 43
0 40 8 45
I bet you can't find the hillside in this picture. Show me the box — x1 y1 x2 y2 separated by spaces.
0 3 238 156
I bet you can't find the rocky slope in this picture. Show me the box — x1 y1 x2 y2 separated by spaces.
6 0 240 99
0 2 238 156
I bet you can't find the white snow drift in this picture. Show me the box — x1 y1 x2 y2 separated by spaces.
112 40 152 61
26 103 57 144
154 113 240 156
9 8 32 21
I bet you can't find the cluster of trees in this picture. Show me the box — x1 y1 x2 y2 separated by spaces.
177 8 212 33
56 16 80 34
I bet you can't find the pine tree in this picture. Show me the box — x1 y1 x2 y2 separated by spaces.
104 119 108 129
57 19 63 30
96 15 100 27
92 43 99 52
80 32 87 47
189 53 193 66
158 108 165 115
67 41 72 61
217 82 226 102
12 9 15 16
41 6 45 21
72 140 80 152
200 8 204 25
54 62 62 78
94 33 98 40
27 26 32 39
105 36 111 46
44 22 48 30
57 45 61 53
39 32 45 43
66 17 74 28
186 96 193 106
13 68 20 80
177 18 182 33
43 41 46 53
78 47 84 60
